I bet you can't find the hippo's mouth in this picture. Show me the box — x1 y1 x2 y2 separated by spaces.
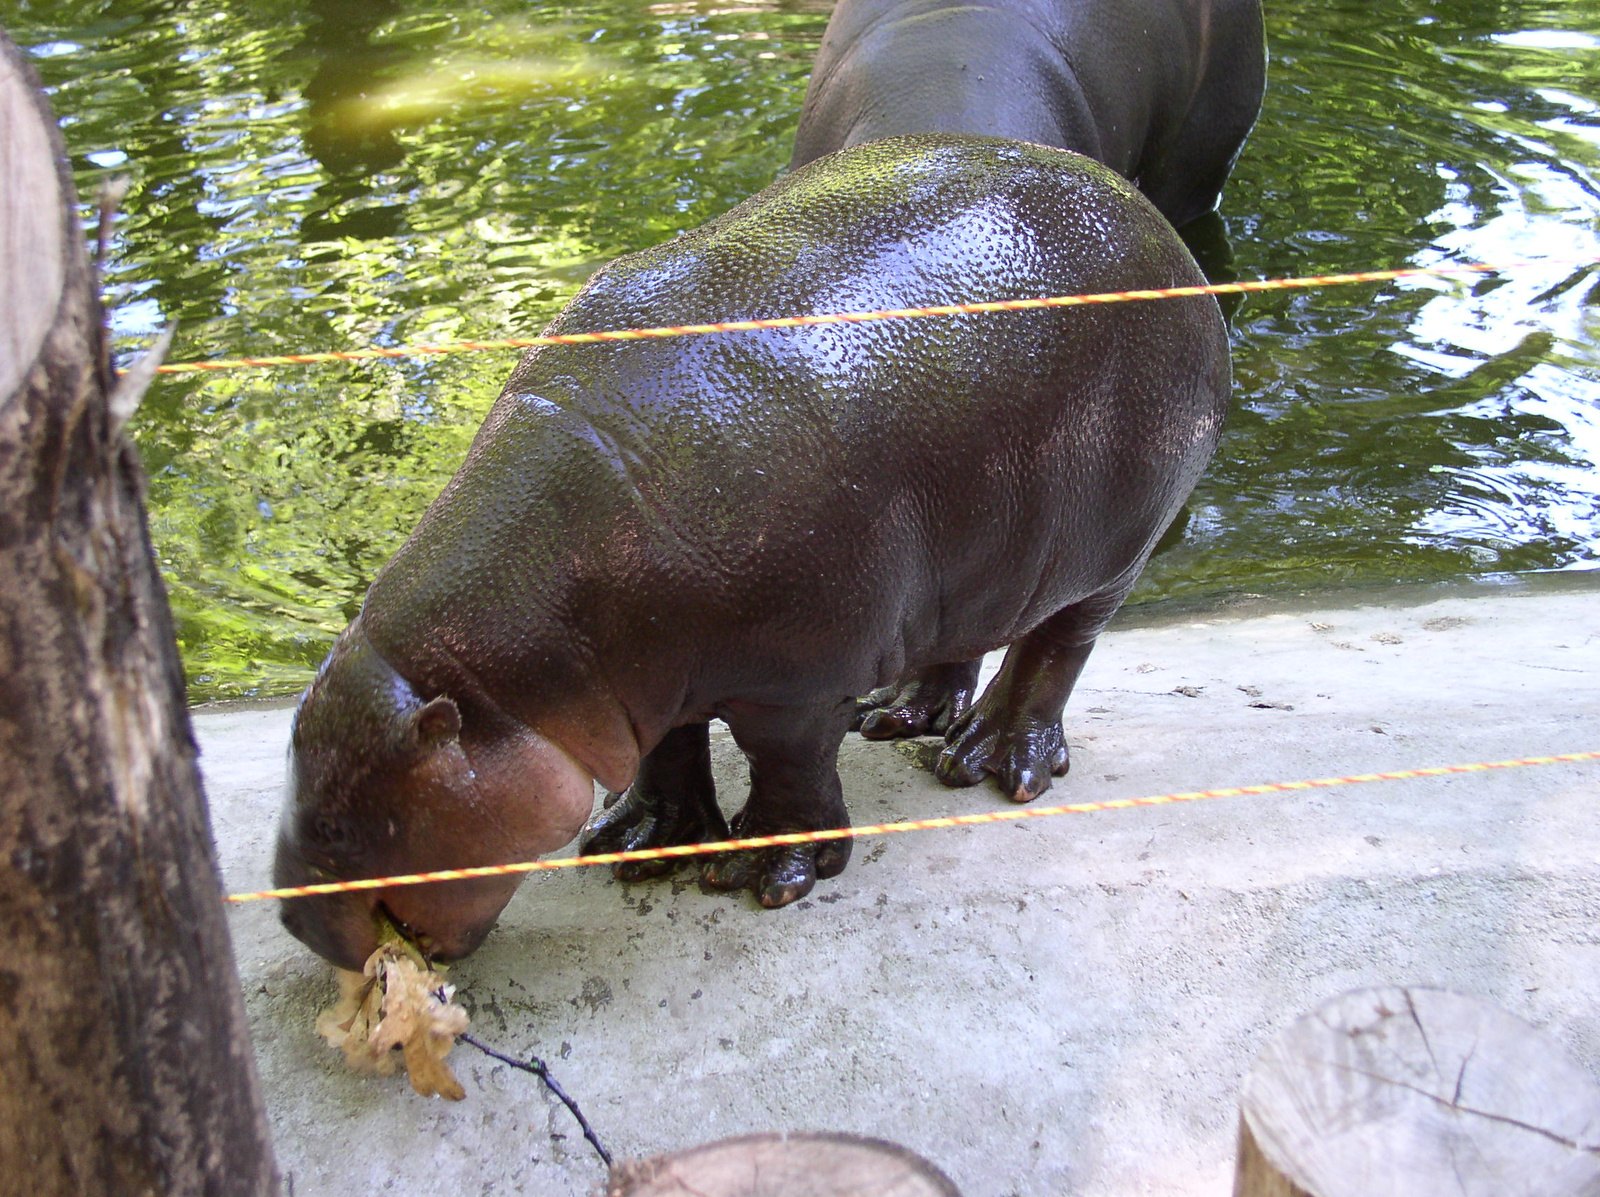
369 868 524 965
376 901 442 962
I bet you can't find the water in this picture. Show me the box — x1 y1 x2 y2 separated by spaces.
10 0 1600 702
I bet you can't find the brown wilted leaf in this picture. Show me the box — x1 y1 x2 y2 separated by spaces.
317 967 389 1074
316 934 470 1099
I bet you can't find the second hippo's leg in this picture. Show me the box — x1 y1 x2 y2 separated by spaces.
853 658 983 740
703 702 856 908
935 592 1125 803
580 722 728 881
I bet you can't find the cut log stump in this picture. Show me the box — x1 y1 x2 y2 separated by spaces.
608 1132 962 1197
1235 986 1600 1197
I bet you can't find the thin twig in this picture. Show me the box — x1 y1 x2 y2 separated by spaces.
461 1032 613 1167
92 176 131 395
95 175 128 273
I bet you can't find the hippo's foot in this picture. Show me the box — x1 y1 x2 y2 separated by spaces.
931 626 1102 803
853 659 983 740
580 723 727 882
708 701 855 906
701 809 852 908
934 703 1070 803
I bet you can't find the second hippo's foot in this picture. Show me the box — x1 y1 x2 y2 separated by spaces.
853 659 983 740
580 723 727 881
700 809 852 908
934 702 1070 803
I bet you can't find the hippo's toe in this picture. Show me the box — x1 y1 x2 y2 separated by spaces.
935 705 1070 803
582 785 729 881
581 723 728 881
701 815 852 907
755 845 821 908
853 660 982 739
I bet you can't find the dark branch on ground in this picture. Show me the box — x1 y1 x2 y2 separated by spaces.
460 1033 614 1167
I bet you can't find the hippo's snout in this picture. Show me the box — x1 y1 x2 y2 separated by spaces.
274 836 384 972
277 892 380 974
275 827 521 969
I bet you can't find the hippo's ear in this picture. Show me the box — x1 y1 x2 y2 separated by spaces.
413 696 461 750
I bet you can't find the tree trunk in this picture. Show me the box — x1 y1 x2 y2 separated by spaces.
1235 986 1600 1197
0 29 279 1197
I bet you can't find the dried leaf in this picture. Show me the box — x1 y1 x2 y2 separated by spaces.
316 929 470 1099
317 967 390 1074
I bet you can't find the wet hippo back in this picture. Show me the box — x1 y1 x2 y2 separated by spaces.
363 134 1227 726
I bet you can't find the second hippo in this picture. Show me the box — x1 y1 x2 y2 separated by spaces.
276 135 1229 969
790 0 1267 230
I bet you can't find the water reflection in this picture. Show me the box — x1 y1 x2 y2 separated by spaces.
11 0 1600 700
296 0 409 245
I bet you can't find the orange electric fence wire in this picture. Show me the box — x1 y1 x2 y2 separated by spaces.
226 750 1600 903
151 257 1600 375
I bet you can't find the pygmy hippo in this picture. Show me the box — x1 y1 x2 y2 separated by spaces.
276 135 1230 970
790 0 1266 230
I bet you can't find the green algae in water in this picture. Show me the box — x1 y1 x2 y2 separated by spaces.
14 0 1600 702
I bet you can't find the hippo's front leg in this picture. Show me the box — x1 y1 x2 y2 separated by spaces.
581 722 728 880
703 701 856 908
852 658 982 740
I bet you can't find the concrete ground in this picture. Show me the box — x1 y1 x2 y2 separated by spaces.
202 578 1600 1197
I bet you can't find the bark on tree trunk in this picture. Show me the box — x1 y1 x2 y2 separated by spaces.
0 29 279 1197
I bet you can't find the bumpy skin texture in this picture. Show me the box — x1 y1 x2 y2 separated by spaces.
275 136 1230 966
790 0 1266 230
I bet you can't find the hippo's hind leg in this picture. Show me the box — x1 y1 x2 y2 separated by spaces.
853 658 982 740
935 591 1124 803
581 722 728 881
703 701 855 908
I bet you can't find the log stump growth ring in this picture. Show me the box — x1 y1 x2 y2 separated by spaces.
608 1132 962 1197
1235 986 1600 1196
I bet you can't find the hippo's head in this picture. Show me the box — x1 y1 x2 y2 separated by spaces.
274 627 597 970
